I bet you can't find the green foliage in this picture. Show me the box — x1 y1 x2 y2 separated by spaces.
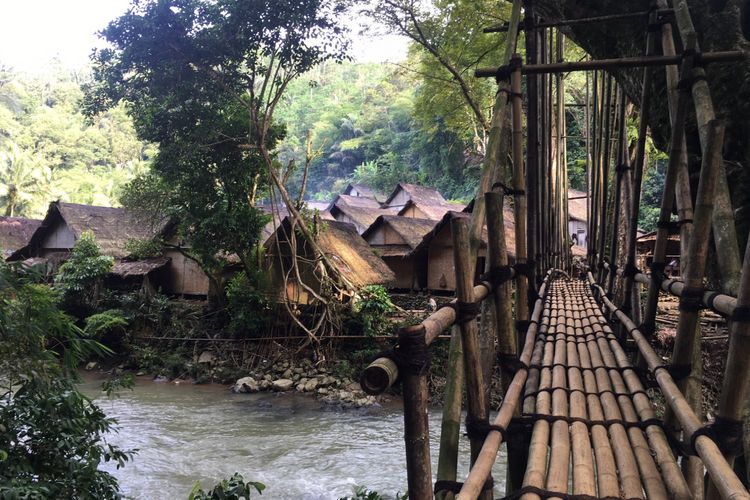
226 271 270 336
338 486 408 500
84 309 130 353
188 473 265 500
353 285 395 337
0 260 131 498
125 237 164 259
55 232 114 312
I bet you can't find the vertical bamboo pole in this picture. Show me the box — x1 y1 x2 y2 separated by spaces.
436 327 463 500
511 55 529 322
525 0 539 286
597 76 614 284
585 71 592 264
401 325 433 500
486 191 525 492
607 90 627 297
621 8 658 314
672 0 741 295
451 217 491 500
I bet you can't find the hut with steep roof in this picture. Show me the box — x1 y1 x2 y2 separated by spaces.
0 216 42 259
265 217 395 305
362 215 437 290
567 188 589 248
327 194 397 234
383 183 465 220
343 183 379 200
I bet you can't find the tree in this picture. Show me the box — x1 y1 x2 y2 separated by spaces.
0 144 50 216
55 231 114 314
0 260 131 498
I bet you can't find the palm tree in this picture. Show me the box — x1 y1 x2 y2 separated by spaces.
0 145 49 216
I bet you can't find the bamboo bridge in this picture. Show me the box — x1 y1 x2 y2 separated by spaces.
360 1 750 499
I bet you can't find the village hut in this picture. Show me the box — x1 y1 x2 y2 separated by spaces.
637 230 681 275
8 201 214 296
327 194 397 234
361 215 437 290
265 217 395 305
567 188 589 248
0 216 42 259
383 183 465 220
342 183 379 200
260 202 334 244
406 210 516 293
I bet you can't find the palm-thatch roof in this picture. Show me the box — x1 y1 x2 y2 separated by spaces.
11 202 169 260
327 195 398 234
266 217 394 288
362 215 437 257
111 257 171 278
383 183 465 220
343 183 379 200
0 216 42 259
260 203 334 243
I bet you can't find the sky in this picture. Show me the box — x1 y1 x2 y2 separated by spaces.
0 0 407 75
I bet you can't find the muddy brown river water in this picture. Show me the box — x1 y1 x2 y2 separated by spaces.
81 376 507 499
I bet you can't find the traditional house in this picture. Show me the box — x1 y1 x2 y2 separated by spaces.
265 217 395 304
383 183 465 220
361 215 436 290
567 188 588 248
0 216 42 259
407 209 516 293
8 201 210 296
327 194 397 234
637 231 681 274
343 183 379 200
260 203 334 244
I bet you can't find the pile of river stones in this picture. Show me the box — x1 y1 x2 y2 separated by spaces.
231 359 380 408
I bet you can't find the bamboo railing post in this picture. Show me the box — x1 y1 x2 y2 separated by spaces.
642 57 692 334
606 89 627 297
597 76 614 284
524 0 540 286
436 326 464 500
451 217 491 500
400 325 433 500
673 0 742 296
485 191 525 492
621 7 658 318
511 55 530 323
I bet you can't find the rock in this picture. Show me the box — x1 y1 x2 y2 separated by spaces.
338 390 352 401
272 378 294 391
296 383 305 392
197 351 215 364
298 377 308 386
282 368 293 379
234 376 259 393
317 387 329 395
154 375 169 383
292 374 301 382
263 374 273 382
259 380 271 390
136 371 146 377
304 379 318 392
346 381 361 392
85 361 99 371
293 367 304 375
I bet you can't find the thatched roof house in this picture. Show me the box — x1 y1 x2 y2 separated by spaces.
0 216 42 259
383 183 465 220
343 183 379 200
637 230 681 273
260 203 334 244
327 194 397 234
265 217 395 304
10 202 168 262
567 188 588 248
362 215 437 290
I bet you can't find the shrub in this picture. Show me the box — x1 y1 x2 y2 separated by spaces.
0 260 132 498
124 237 164 260
55 231 114 313
353 285 394 337
226 271 270 335
188 473 265 500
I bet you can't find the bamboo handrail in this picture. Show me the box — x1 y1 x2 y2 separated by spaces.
588 274 750 500
456 272 553 498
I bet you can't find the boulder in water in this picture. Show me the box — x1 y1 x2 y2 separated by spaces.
272 378 294 391
233 376 259 393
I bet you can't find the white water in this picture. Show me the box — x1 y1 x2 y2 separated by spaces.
83 377 507 499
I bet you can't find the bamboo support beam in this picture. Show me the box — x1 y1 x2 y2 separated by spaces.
474 51 747 77
511 55 530 323
484 10 672 33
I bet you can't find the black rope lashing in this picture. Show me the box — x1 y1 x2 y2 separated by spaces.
523 386 650 400
494 56 522 83
465 414 508 442
689 416 745 456
492 181 525 197
615 163 632 174
517 413 668 432
679 286 704 312
500 484 644 500
479 265 514 287
649 260 668 285
652 362 692 381
497 87 524 103
497 352 529 375
638 321 657 337
395 327 430 376
439 301 482 325
730 305 750 322
513 261 535 278
622 262 641 279
516 320 532 334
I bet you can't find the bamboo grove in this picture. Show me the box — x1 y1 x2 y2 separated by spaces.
360 1 750 499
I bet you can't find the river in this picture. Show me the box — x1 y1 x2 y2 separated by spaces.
82 376 507 499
